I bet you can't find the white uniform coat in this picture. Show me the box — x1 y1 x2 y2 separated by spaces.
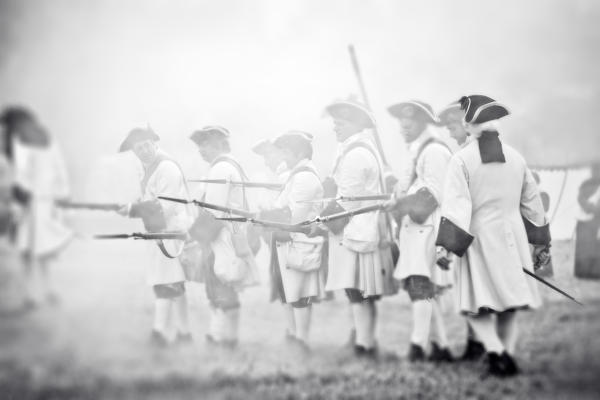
205 155 258 288
441 139 544 313
394 131 453 288
273 159 325 302
325 132 396 296
138 153 192 286
14 140 72 257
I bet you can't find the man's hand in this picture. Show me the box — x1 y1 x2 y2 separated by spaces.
533 244 551 271
436 246 452 270
116 204 130 217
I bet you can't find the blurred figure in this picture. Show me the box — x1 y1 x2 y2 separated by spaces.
435 95 549 377
437 102 485 361
1 107 72 308
190 126 259 348
117 127 193 346
386 100 453 362
574 163 600 279
0 113 27 314
323 101 397 358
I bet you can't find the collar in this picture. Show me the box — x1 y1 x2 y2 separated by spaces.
478 130 505 163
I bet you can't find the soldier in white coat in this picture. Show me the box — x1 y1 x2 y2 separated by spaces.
2 107 73 307
267 131 325 351
435 95 550 377
386 100 453 362
323 101 397 358
118 127 193 347
190 126 259 348
437 103 485 361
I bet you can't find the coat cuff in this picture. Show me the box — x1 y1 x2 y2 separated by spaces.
522 217 551 245
435 217 474 257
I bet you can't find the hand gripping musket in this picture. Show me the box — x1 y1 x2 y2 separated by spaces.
188 179 283 191
55 199 124 212
158 196 254 218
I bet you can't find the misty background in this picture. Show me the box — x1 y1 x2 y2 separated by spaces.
0 0 599 238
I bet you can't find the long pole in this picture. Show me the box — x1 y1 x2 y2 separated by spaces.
348 44 389 167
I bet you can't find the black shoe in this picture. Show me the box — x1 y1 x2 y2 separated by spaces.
460 339 486 362
487 351 520 377
354 344 378 360
428 342 454 363
150 330 169 348
407 343 426 362
176 332 193 345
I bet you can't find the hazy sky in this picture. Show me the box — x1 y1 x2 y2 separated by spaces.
1 0 599 194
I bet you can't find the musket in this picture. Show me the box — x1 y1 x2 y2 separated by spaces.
522 268 583 306
348 44 389 168
301 203 385 226
158 195 254 218
55 199 123 212
95 231 188 240
216 217 309 233
298 194 392 204
188 179 283 191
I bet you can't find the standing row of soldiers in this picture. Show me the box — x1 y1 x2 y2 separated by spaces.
0 94 551 379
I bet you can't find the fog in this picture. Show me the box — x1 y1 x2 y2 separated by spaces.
1 0 599 201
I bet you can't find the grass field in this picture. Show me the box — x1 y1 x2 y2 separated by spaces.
1 238 599 400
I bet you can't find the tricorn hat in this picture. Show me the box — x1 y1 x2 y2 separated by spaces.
459 95 509 124
437 103 464 126
387 100 438 124
190 125 230 145
252 138 277 155
118 127 160 152
324 101 375 129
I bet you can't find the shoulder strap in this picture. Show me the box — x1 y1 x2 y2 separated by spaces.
333 141 385 193
286 165 319 184
210 154 250 210
410 138 451 185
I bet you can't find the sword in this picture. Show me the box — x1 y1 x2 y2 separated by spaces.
188 179 283 190
158 196 254 218
95 231 188 240
522 268 583 306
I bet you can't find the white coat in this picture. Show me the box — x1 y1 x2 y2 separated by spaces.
138 152 192 286
273 159 325 303
205 155 259 288
394 131 453 288
325 132 396 296
441 139 544 314
14 140 72 257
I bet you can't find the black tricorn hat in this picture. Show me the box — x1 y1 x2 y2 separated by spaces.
118 127 160 152
324 101 375 129
190 125 230 145
436 102 464 126
387 100 438 124
459 95 509 124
